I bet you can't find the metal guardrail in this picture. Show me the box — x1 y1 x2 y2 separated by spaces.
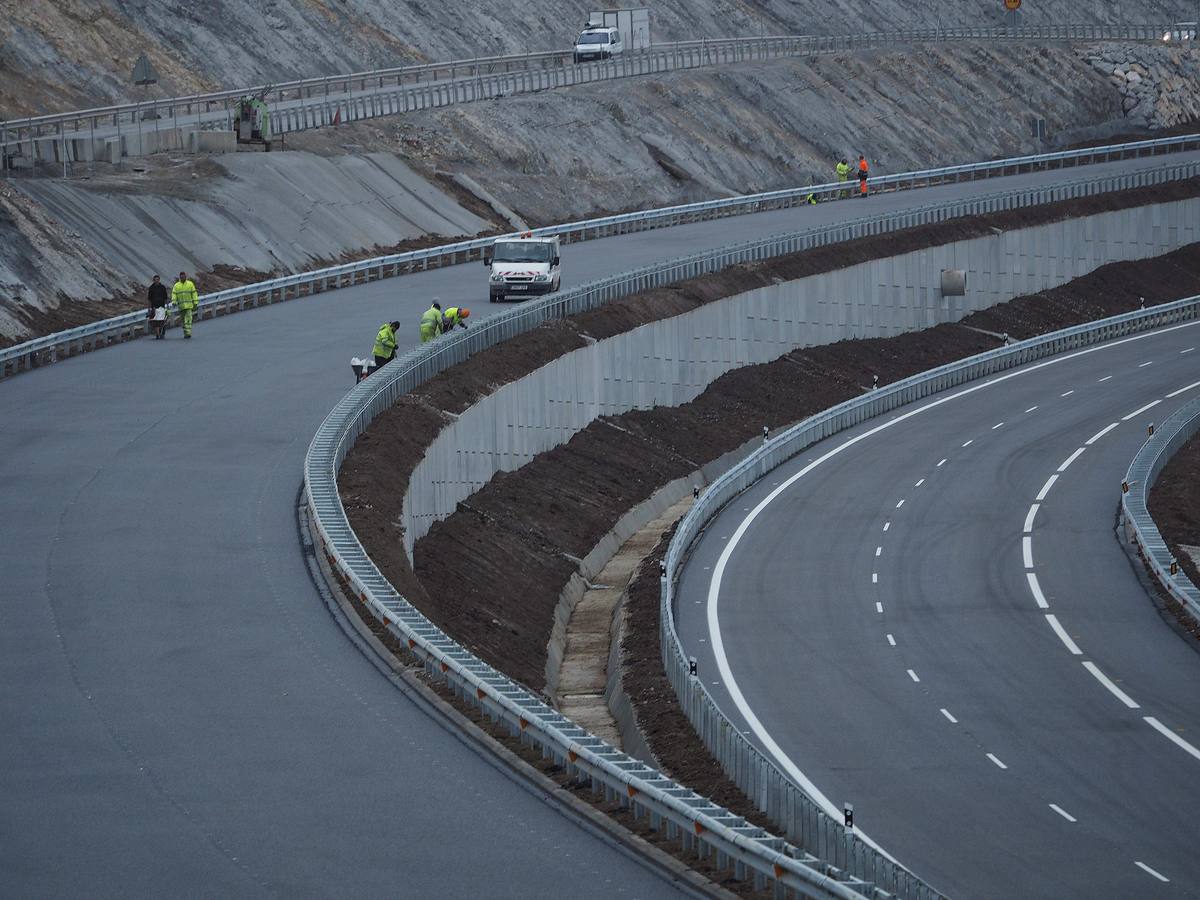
1121 396 1200 620
0 25 1169 162
4 131 1199 379
663 294 1200 898
302 163 1200 899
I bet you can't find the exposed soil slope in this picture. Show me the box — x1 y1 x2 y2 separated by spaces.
1149 432 1200 590
339 180 1200 692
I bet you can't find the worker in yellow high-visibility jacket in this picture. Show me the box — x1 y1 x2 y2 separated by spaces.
172 272 199 338
419 300 443 343
373 321 400 369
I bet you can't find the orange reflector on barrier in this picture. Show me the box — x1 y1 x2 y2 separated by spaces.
407 639 416 650
440 661 449 673
627 786 638 798
519 717 529 731
693 822 705 835
568 750 578 763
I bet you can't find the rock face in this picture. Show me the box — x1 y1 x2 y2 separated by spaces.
0 0 1191 116
1083 43 1200 129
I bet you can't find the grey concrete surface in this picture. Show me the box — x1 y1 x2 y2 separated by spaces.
401 197 1200 552
675 318 1200 898
0 155 1193 895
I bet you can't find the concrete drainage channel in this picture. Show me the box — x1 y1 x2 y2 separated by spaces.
305 171 1200 897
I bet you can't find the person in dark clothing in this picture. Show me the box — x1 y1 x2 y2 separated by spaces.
147 275 169 339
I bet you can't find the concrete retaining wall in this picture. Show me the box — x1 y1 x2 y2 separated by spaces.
402 199 1200 556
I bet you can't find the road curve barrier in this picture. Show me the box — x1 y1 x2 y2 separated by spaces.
0 25 1170 165
663 297 1200 890
303 163 1199 900
1121 396 1200 621
5 132 1200 380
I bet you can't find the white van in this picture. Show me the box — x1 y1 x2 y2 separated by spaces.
573 26 623 63
486 234 562 302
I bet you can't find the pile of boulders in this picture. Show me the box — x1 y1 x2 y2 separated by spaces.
1083 44 1200 129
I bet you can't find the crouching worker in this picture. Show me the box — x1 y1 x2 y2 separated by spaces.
419 300 443 343
373 320 400 369
441 306 470 334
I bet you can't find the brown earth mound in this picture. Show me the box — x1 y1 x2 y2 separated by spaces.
1148 430 1200 597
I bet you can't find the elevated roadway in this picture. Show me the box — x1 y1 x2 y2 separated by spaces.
1 152 1195 894
676 315 1200 897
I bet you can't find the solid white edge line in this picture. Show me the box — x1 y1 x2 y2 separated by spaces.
1045 614 1083 655
1121 399 1161 421
702 318 1199 869
1085 422 1119 445
1081 661 1140 709
986 753 1008 770
1134 861 1170 883
940 708 958 724
1026 572 1049 609
1166 379 1200 398
1049 803 1077 823
1023 503 1039 533
1144 716 1200 762
1036 474 1058 501
907 669 920 683
1022 536 1034 569
1057 447 1086 472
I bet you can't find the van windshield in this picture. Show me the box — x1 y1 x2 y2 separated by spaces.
578 33 611 44
492 242 553 263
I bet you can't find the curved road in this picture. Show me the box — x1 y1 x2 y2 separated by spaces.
1 153 1194 895
676 318 1200 898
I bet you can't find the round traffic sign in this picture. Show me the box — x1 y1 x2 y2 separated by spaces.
1004 0 1021 9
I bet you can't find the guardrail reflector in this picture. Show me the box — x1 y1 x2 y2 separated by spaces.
627 785 638 798
440 661 449 673
568 750 578 763
519 717 529 731
476 687 486 700
407 638 416 650
693 821 706 835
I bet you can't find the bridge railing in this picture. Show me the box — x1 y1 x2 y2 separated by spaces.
302 162 1199 900
5 130 1199 380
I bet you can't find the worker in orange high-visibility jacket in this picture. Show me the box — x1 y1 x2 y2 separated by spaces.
858 155 870 197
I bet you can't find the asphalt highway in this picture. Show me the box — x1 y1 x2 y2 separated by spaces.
675 316 1200 898
1 154 1194 896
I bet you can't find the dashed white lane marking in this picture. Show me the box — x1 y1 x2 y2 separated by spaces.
1060 390 1074 397
1122 399 1161 421
1036 474 1058 501
883 521 891 532
1183 347 1195 354
1026 572 1049 609
875 546 882 557
1166 379 1200 398
1082 661 1140 709
1023 503 1040 534
940 708 958 724
907 669 920 683
962 439 973 447
1049 804 1077 823
1045 614 1083 655
886 633 896 647
872 572 878 584
914 478 924 487
895 499 905 508
1137 361 1154 368
1057 447 1086 472
1144 716 1200 762
1086 422 1119 445
937 458 947 467
986 753 1008 770
875 601 884 614
1097 375 1113 382
702 317 1199 864
1022 536 1034 569
1025 405 1038 413
1135 862 1170 883
992 422 1004 430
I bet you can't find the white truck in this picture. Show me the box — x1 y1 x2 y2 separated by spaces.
585 8 650 52
485 233 562 302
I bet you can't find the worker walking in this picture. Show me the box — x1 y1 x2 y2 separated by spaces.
419 299 443 343
441 306 471 334
835 158 851 198
373 320 400 370
172 272 199 338
857 155 870 198
147 274 168 339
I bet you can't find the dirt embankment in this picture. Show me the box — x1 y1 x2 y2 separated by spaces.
1148 431 1200 596
339 179 1200 694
